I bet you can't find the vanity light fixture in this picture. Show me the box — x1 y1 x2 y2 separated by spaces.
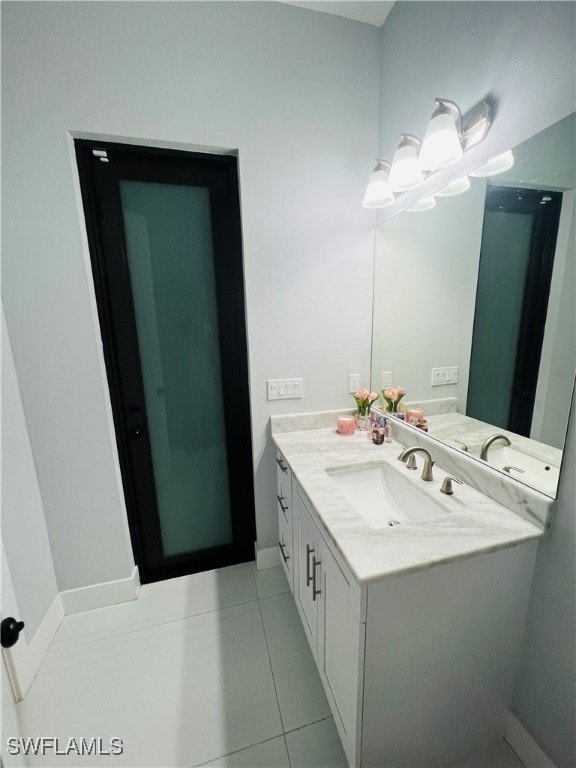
470 149 515 177
435 175 471 197
388 134 425 192
406 195 436 212
418 99 463 171
362 99 493 207
362 160 395 208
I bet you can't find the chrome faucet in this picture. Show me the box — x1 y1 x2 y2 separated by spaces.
479 433 511 461
397 446 434 481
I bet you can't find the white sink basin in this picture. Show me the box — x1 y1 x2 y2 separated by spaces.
326 462 449 528
486 445 559 496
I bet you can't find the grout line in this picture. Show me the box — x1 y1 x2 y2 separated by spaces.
256 592 288 735
48 595 262 654
283 730 292 768
189 732 287 768
283 715 333 736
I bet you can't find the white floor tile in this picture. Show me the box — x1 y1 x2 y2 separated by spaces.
197 736 290 767
52 562 258 650
20 601 282 767
253 565 290 600
459 738 526 767
285 718 348 768
260 593 331 732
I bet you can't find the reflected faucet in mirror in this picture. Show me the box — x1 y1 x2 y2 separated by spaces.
479 434 512 461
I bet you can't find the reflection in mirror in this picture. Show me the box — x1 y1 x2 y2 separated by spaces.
372 113 575 498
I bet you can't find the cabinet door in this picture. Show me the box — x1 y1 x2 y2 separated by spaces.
276 452 293 591
294 490 320 656
319 540 364 767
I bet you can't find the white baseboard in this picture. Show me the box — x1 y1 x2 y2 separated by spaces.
60 566 140 615
255 545 281 571
5 592 65 701
505 711 557 768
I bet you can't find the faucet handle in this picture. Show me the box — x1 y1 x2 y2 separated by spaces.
440 476 463 495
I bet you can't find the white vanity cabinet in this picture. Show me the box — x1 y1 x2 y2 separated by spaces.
276 451 294 589
286 474 538 768
293 485 366 766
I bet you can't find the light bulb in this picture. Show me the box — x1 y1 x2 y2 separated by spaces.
419 99 463 171
389 135 424 192
362 160 395 208
470 150 514 177
436 175 471 197
407 195 436 212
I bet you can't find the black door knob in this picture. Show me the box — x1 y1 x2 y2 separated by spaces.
1 617 25 649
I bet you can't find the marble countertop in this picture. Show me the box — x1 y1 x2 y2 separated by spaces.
272 423 544 585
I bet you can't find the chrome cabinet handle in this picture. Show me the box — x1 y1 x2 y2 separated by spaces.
279 541 289 563
312 556 322 601
277 494 288 513
276 457 288 473
306 544 315 586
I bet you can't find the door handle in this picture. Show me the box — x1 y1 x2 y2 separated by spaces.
306 544 315 586
279 541 289 563
1 617 25 649
312 556 322 601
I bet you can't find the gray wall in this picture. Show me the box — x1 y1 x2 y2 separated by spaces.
376 3 576 765
1 1 380 589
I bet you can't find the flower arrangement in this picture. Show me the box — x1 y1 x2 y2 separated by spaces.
352 389 379 416
381 386 406 413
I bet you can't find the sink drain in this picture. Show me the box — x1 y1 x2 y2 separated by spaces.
387 519 402 527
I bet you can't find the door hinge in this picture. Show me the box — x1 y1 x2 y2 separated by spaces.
92 148 109 163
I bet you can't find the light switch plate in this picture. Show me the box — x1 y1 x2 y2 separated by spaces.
381 371 393 389
431 366 459 386
267 378 303 400
349 374 361 394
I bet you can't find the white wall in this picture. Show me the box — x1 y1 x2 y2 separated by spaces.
1 311 59 640
1 1 380 588
376 3 576 765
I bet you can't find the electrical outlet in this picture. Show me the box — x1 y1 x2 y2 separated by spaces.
381 371 393 389
431 366 459 386
349 374 361 393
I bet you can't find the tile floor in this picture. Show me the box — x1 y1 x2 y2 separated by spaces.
17 563 525 767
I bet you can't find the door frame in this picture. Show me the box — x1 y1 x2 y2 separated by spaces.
468 185 562 435
75 140 256 583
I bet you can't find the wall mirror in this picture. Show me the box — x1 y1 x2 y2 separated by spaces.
371 112 575 498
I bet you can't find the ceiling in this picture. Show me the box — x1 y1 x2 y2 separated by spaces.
279 1 395 27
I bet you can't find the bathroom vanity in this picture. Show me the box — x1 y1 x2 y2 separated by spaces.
273 413 546 768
